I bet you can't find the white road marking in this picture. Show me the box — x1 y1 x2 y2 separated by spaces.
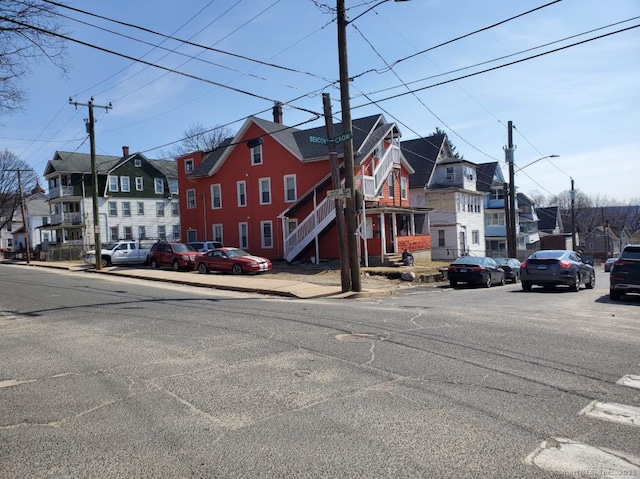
580 400 640 427
526 437 640 475
617 374 640 390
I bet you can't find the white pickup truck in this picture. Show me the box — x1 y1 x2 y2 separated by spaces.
84 241 151 267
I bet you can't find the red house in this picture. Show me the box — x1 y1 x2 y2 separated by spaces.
176 105 431 265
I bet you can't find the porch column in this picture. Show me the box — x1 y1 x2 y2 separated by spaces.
379 212 386 263
313 189 319 263
391 212 398 253
410 213 415 236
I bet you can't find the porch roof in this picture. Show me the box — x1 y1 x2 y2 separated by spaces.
364 206 431 215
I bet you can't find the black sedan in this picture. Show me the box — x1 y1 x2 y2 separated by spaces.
610 244 640 300
447 256 506 288
494 257 521 283
520 250 595 292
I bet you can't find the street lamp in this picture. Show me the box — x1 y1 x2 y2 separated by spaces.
515 154 560 173
337 0 410 292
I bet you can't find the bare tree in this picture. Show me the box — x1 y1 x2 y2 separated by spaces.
161 123 234 158
0 149 39 230
0 0 68 115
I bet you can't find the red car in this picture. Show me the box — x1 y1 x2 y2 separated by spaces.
196 248 272 275
148 242 199 271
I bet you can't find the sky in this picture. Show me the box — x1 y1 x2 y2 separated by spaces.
2 0 639 202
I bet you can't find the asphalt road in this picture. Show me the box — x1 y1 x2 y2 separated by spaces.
1 265 638 478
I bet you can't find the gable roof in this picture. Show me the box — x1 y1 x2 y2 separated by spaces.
537 206 562 231
475 162 504 193
190 114 406 178
401 134 447 189
44 151 175 179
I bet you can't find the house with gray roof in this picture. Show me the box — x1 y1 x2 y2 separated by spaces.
42 147 179 248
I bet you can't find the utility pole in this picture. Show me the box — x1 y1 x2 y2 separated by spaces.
505 121 517 258
570 178 576 251
503 182 511 257
323 93 351 292
337 0 361 292
4 168 32 263
69 97 112 270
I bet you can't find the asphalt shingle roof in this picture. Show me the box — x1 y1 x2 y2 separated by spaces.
401 134 446 189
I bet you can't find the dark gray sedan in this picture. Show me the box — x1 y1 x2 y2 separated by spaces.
447 256 506 288
520 250 595 292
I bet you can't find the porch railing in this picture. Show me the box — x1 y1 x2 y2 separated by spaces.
49 185 75 200
370 145 399 198
51 213 84 225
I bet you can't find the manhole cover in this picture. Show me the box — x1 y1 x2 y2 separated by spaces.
336 333 381 342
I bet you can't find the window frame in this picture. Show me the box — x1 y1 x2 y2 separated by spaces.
186 189 196 209
137 201 144 215
239 222 249 249
122 201 131 217
212 224 223 244
284 175 297 203
261 220 273 248
120 176 130 192
135 177 144 191
108 201 118 217
211 184 222 209
154 178 164 194
156 202 165 217
185 159 194 173
237 181 247 207
108 176 119 192
400 176 407 200
251 144 263 165
259 177 271 205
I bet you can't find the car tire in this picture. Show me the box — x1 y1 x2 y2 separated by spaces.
610 289 622 301
522 281 532 291
151 259 159 269
483 275 492 288
172 260 180 272
585 271 595 289
198 262 208 275
499 275 506 286
449 279 458 288
570 274 580 292
101 256 111 268
513 272 520 284
232 263 243 275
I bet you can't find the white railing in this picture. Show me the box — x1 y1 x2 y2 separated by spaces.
372 145 400 197
49 185 75 200
51 213 83 225
284 195 336 262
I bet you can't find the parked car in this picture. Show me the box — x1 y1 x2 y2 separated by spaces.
148 242 199 271
188 241 224 253
196 248 272 275
580 254 595 266
447 256 506 288
604 257 616 272
84 240 151 267
609 244 640 300
520 250 595 292
494 257 521 283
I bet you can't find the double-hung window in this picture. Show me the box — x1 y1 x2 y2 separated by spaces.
120 176 130 192
156 202 165 217
154 178 164 194
109 176 119 192
284 175 296 202
211 184 222 209
137 202 144 215
251 144 262 165
186 189 196 209
237 181 247 207
259 178 271 205
400 177 407 200
135 177 144 191
261 221 273 248
122 202 131 217
108 201 117 217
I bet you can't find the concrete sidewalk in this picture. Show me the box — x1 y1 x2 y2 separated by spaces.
2 260 391 299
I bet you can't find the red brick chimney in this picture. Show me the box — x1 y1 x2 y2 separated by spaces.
272 102 283 124
122 146 130 157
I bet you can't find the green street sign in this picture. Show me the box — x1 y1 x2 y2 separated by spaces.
310 135 329 145
334 132 352 144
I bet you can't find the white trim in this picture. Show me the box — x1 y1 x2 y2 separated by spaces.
261 220 273 248
211 184 222 209
259 177 271 205
237 180 247 207
284 174 297 203
239 222 249 249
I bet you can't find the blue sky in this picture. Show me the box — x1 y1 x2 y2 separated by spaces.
3 0 639 202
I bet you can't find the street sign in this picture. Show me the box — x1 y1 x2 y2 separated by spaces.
310 135 329 145
309 133 352 145
326 188 351 200
334 132 352 144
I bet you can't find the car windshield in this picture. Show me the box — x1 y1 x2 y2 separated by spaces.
225 249 250 258
620 246 640 260
106 244 119 250
173 244 196 252
494 258 510 265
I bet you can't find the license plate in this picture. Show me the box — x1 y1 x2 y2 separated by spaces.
459 268 468 273
538 265 547 270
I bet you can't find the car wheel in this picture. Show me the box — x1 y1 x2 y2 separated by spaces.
172 260 180 272
151 259 159 269
570 274 580 292
513 272 520 284
232 263 243 275
449 279 458 288
499 274 506 286
610 289 622 301
198 262 208 275
483 275 492 288
522 281 532 291
101 256 111 268
585 271 595 289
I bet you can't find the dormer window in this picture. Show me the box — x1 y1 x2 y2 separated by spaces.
185 159 194 172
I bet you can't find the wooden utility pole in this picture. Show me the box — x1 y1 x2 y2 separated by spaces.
69 97 112 270
337 0 361 292
505 121 517 258
322 93 351 292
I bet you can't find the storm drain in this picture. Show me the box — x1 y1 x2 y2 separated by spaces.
336 333 382 342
